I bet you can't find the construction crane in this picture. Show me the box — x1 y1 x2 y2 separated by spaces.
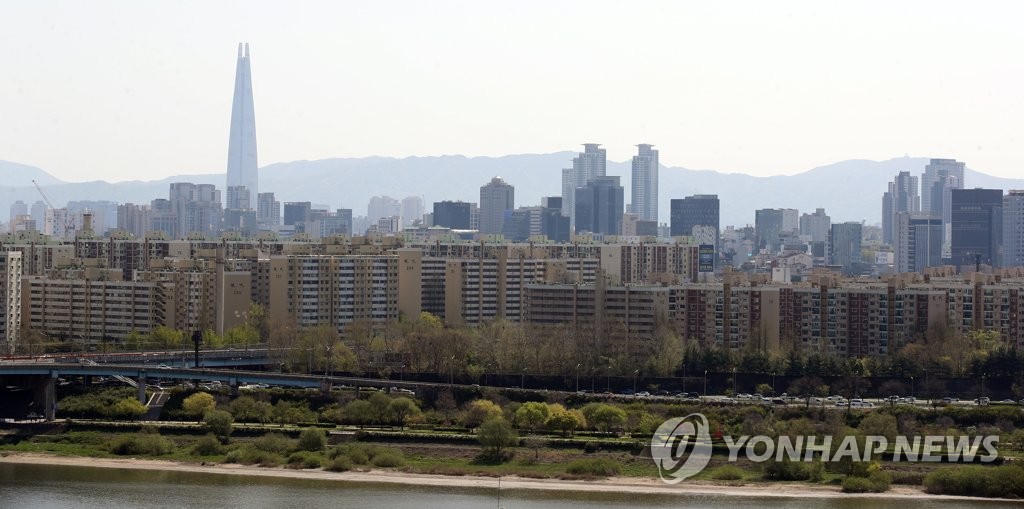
32 179 75 239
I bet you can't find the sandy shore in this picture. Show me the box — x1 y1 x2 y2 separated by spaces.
0 452 1011 502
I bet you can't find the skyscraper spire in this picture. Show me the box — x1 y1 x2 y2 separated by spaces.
226 42 258 210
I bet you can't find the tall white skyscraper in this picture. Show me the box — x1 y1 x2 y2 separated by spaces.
921 158 964 216
226 43 258 210
630 144 658 222
561 143 606 230
401 196 425 226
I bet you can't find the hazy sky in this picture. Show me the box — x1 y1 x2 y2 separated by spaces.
2 1 1022 183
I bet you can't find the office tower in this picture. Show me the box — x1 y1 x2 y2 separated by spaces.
630 144 659 222
478 176 515 235
226 186 251 211
829 222 863 274
799 208 831 244
226 43 258 210
894 212 943 273
561 143 607 228
755 209 786 252
256 192 280 228
541 196 570 242
148 199 176 238
951 188 1003 270
670 194 720 238
283 202 312 226
401 196 424 226
1004 191 1024 268
336 209 353 236
882 171 920 244
921 158 965 215
433 201 471 229
781 209 799 233
367 196 401 225
574 176 624 235
501 208 534 242
9 200 27 222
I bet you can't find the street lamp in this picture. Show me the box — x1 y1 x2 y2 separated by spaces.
703 370 708 399
910 376 915 399
633 369 639 394
575 363 582 393
449 355 456 387
521 368 528 389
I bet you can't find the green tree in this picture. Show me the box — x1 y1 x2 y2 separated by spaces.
388 397 421 429
182 392 216 422
203 409 234 440
296 427 327 452
150 326 185 349
477 417 518 461
463 400 504 429
343 399 373 427
368 392 392 425
546 404 586 436
514 402 550 433
228 396 273 423
582 403 626 433
112 398 147 419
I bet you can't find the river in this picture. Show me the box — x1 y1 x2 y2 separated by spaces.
0 463 1020 509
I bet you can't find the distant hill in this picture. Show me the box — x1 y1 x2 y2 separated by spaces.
3 155 1024 227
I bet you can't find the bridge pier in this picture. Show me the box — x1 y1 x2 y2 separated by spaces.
137 374 147 404
31 377 56 421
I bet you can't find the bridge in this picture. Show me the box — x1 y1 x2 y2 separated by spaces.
4 347 276 369
0 363 435 422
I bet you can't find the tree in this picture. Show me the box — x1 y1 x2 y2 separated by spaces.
463 400 504 429
368 392 392 425
388 397 421 429
111 398 147 419
203 409 234 440
150 326 185 349
546 404 586 437
273 400 316 426
477 417 518 461
182 392 216 423
514 402 550 433
756 383 773 396
343 399 373 427
228 396 273 423
582 403 626 433
297 427 327 451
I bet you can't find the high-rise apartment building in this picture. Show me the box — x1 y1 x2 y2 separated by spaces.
630 144 659 222
829 222 863 274
9 201 27 222
30 201 47 230
367 196 401 225
479 176 514 235
561 144 606 229
401 196 424 227
951 188 1003 270
167 183 222 238
0 251 22 354
1004 191 1024 268
574 176 624 236
226 43 258 210
117 203 150 238
882 171 920 244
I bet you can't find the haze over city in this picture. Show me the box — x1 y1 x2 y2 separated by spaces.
3 1 1024 183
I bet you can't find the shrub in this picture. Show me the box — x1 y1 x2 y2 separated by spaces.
253 433 294 455
203 409 234 439
287 451 324 469
923 465 1024 498
296 427 327 452
477 418 518 461
191 434 225 456
710 465 745 481
842 471 892 493
182 392 216 422
762 459 823 481
582 442 600 454
324 455 353 472
370 450 405 468
565 458 622 477
109 433 174 456
224 445 285 467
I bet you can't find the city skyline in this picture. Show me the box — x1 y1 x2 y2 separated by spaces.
3 2 1024 183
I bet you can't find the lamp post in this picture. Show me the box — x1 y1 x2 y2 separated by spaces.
521 368 527 390
449 355 456 387
703 370 708 400
772 371 777 396
910 376 915 399
633 369 639 394
575 363 582 393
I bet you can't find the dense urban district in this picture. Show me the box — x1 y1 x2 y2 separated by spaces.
4 44 1024 500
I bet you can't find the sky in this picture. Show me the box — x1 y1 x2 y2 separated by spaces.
2 1 1023 183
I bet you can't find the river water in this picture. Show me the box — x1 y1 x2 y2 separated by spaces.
0 463 1020 509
